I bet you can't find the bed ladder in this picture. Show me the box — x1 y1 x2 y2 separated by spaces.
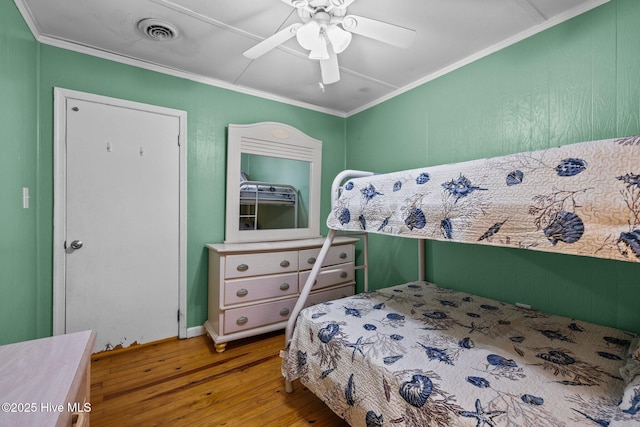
283 170 425 393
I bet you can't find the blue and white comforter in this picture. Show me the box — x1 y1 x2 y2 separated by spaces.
283 282 640 426
326 136 640 263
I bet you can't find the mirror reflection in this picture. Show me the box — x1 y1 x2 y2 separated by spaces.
225 122 322 244
239 154 310 231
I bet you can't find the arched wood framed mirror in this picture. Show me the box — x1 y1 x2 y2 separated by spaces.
225 122 322 243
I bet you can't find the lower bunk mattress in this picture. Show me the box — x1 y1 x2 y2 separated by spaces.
282 281 640 426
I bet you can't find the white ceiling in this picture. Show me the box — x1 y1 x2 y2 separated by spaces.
14 0 609 117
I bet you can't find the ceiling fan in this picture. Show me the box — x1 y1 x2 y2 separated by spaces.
243 0 416 85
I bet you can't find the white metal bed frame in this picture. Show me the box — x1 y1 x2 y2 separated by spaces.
284 170 426 393
239 180 299 229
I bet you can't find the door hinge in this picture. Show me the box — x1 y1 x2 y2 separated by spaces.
177 134 181 147
177 310 181 322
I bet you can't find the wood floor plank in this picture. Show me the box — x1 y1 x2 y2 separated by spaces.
92 339 227 386
89 331 347 426
94 338 269 392
93 345 281 414
102 354 285 424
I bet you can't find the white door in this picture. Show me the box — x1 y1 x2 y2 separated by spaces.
53 89 186 352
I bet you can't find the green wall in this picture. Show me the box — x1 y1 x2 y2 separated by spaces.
346 0 640 334
3 0 639 345
0 0 346 345
0 0 39 345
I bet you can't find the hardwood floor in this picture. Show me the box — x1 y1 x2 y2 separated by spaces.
90 331 349 426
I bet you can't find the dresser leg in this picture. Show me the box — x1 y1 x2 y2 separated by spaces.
214 342 227 353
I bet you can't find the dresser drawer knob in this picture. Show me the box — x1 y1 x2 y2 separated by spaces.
339 252 347 259
279 308 290 317
236 288 249 297
236 316 248 325
280 283 290 291
340 271 348 278
236 263 249 272
307 257 316 264
280 260 290 268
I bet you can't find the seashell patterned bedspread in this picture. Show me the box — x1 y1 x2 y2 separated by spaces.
327 136 640 262
282 281 640 426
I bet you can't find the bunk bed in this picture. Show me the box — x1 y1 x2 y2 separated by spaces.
238 171 298 230
282 135 640 426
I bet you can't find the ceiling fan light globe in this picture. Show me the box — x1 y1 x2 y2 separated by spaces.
296 20 322 51
308 36 329 60
326 24 352 53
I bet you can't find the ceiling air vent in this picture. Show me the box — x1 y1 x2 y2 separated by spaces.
137 18 180 41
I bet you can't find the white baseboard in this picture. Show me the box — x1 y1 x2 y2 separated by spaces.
186 325 205 338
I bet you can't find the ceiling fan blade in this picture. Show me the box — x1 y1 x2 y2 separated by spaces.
341 15 415 48
319 47 340 84
327 0 357 9
280 0 308 8
243 23 302 59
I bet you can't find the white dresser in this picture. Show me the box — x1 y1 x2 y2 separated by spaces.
0 330 95 427
204 237 357 352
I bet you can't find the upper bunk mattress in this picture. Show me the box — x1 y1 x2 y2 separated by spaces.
239 182 297 204
283 281 640 426
327 136 640 262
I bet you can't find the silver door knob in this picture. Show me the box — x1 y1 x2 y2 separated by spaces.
70 240 83 250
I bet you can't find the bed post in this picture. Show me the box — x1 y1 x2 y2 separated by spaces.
284 229 337 393
363 233 369 292
284 169 373 393
418 239 425 281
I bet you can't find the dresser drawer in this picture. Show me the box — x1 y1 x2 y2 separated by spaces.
225 251 298 278
299 244 354 270
224 298 297 334
307 284 355 306
299 262 355 291
224 273 298 305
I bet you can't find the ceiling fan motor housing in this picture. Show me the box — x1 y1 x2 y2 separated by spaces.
297 0 348 21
